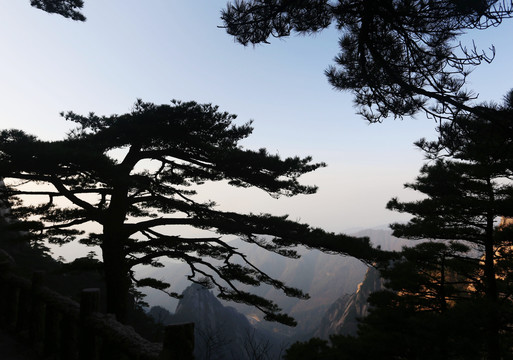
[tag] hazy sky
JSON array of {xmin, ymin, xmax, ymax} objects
[{"xmin": 1, "ymin": 1, "xmax": 513, "ymax": 241}]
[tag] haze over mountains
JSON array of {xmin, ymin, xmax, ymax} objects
[{"xmin": 143, "ymin": 228, "xmax": 409, "ymax": 341}]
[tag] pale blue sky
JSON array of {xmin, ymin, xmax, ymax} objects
[{"xmin": 1, "ymin": 1, "xmax": 513, "ymax": 238}]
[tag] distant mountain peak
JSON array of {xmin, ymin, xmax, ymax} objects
[{"xmin": 169, "ymin": 284, "xmax": 284, "ymax": 360}]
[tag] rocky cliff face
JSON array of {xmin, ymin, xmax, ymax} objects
[
  {"xmin": 312, "ymin": 229, "xmax": 407, "ymax": 339},
  {"xmin": 168, "ymin": 284, "xmax": 286, "ymax": 360},
  {"xmin": 140, "ymin": 239, "xmax": 369, "ymax": 339},
  {"xmin": 237, "ymin": 247, "xmax": 368, "ymax": 339},
  {"xmin": 143, "ymin": 229, "xmax": 407, "ymax": 341},
  {"xmin": 314, "ymin": 267, "xmax": 384, "ymax": 339}
]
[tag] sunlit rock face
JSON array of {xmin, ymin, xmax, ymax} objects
[
  {"xmin": 315, "ymin": 221, "xmax": 513, "ymax": 340},
  {"xmin": 314, "ymin": 267, "xmax": 384, "ymax": 339},
  {"xmin": 313, "ymin": 229, "xmax": 407, "ymax": 339},
  {"xmin": 500, "ymin": 217, "xmax": 513, "ymax": 228}
]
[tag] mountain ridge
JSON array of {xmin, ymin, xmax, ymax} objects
[{"xmin": 141, "ymin": 228, "xmax": 407, "ymax": 339}]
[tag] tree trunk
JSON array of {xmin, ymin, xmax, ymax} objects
[
  {"xmin": 102, "ymin": 169, "xmax": 134, "ymax": 324},
  {"xmin": 101, "ymin": 230, "xmax": 131, "ymax": 324},
  {"xmin": 484, "ymin": 209, "xmax": 500, "ymax": 360}
]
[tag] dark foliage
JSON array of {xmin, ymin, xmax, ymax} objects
[
  {"xmin": 285, "ymin": 90, "xmax": 513, "ymax": 359},
  {"xmin": 381, "ymin": 91, "xmax": 513, "ymax": 359},
  {"xmin": 0, "ymin": 100, "xmax": 380, "ymax": 325},
  {"xmin": 30, "ymin": 0, "xmax": 86, "ymax": 21},
  {"xmin": 222, "ymin": 0, "xmax": 513, "ymax": 122}
]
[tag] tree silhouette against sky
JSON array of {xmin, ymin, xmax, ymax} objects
[
  {"xmin": 0, "ymin": 100, "xmax": 380, "ymax": 324},
  {"xmin": 222, "ymin": 0, "xmax": 513, "ymax": 122}
]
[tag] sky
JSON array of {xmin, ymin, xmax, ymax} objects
[{"xmin": 1, "ymin": 1, "xmax": 513, "ymax": 251}]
